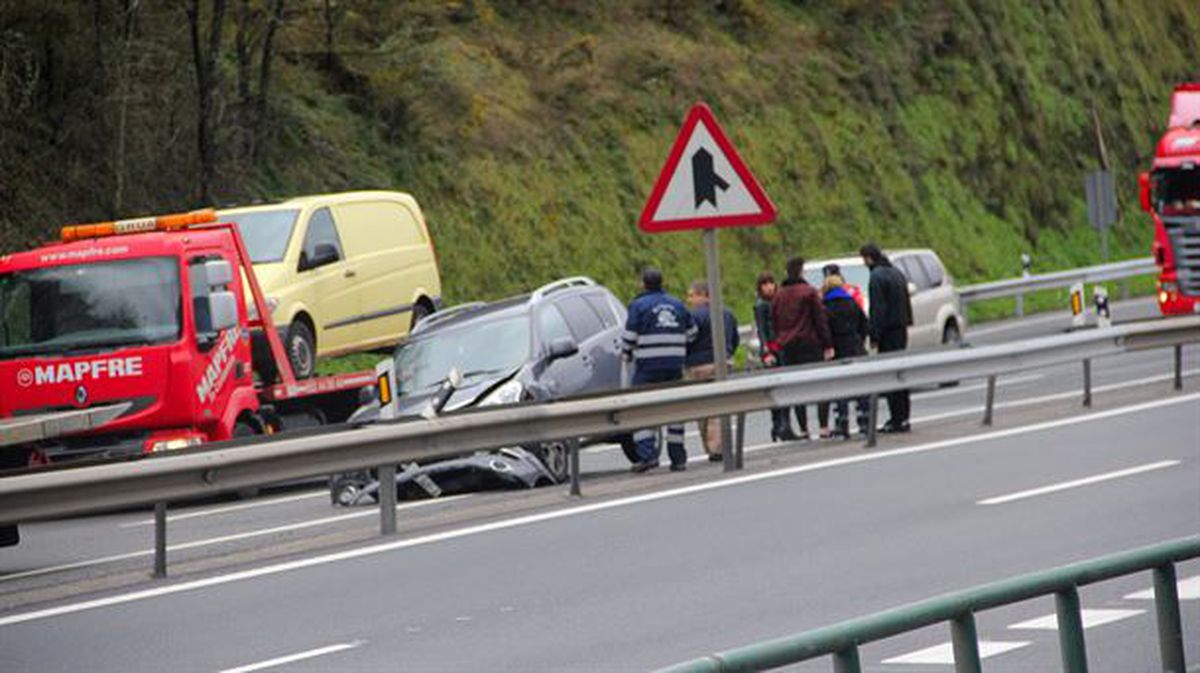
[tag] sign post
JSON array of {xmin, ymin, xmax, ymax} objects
[
  {"xmin": 639, "ymin": 103, "xmax": 777, "ymax": 472},
  {"xmin": 1085, "ymin": 170, "xmax": 1118, "ymax": 263}
]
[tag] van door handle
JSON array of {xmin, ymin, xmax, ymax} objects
[{"xmin": 344, "ymin": 270, "xmax": 357, "ymax": 279}]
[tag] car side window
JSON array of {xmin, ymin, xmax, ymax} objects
[
  {"xmin": 918, "ymin": 253, "xmax": 945, "ymax": 287},
  {"xmin": 300, "ymin": 207, "xmax": 343, "ymax": 270},
  {"xmin": 583, "ymin": 293, "xmax": 619, "ymax": 329},
  {"xmin": 537, "ymin": 305, "xmax": 574, "ymax": 346},
  {"xmin": 556, "ymin": 296, "xmax": 605, "ymax": 341},
  {"xmin": 897, "ymin": 256, "xmax": 932, "ymax": 291}
]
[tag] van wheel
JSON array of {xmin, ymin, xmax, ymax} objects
[
  {"xmin": 410, "ymin": 302, "xmax": 432, "ymax": 331},
  {"xmin": 285, "ymin": 321, "xmax": 316, "ymax": 379}
]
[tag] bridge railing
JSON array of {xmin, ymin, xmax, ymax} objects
[{"xmin": 656, "ymin": 535, "xmax": 1199, "ymax": 673}]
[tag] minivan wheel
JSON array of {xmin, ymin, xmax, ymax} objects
[
  {"xmin": 534, "ymin": 441, "xmax": 570, "ymax": 483},
  {"xmin": 410, "ymin": 302, "xmax": 432, "ymax": 331},
  {"xmin": 942, "ymin": 321, "xmax": 962, "ymax": 345},
  {"xmin": 285, "ymin": 321, "xmax": 316, "ymax": 380}
]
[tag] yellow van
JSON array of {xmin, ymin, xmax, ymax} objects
[{"xmin": 220, "ymin": 191, "xmax": 441, "ymax": 378}]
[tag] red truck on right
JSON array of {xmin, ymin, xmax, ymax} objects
[{"xmin": 1140, "ymin": 82, "xmax": 1200, "ymax": 316}]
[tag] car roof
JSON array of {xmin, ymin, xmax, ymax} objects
[
  {"xmin": 409, "ymin": 278, "xmax": 611, "ymax": 338},
  {"xmin": 803, "ymin": 249, "xmax": 937, "ymax": 269}
]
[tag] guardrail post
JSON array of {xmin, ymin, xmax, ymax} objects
[
  {"xmin": 1055, "ymin": 586, "xmax": 1089, "ymax": 673},
  {"xmin": 865, "ymin": 394, "xmax": 879, "ymax": 449},
  {"xmin": 734, "ymin": 412, "xmax": 746, "ymax": 470},
  {"xmin": 982, "ymin": 375, "xmax": 997, "ymax": 426},
  {"xmin": 153, "ymin": 502, "xmax": 168, "ymax": 578},
  {"xmin": 833, "ymin": 646, "xmax": 862, "ymax": 673},
  {"xmin": 378, "ymin": 464, "xmax": 397, "ymax": 535},
  {"xmin": 950, "ymin": 613, "xmax": 983, "ymax": 673},
  {"xmin": 1174, "ymin": 345, "xmax": 1183, "ymax": 391},
  {"xmin": 568, "ymin": 439, "xmax": 582, "ymax": 497},
  {"xmin": 1082, "ymin": 359, "xmax": 1092, "ymax": 408},
  {"xmin": 1153, "ymin": 563, "xmax": 1186, "ymax": 673}
]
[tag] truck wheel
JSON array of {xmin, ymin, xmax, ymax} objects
[
  {"xmin": 534, "ymin": 441, "xmax": 570, "ymax": 483},
  {"xmin": 233, "ymin": 420, "xmax": 262, "ymax": 499},
  {"xmin": 285, "ymin": 321, "xmax": 316, "ymax": 379}
]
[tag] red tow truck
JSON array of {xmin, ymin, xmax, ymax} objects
[
  {"xmin": 1140, "ymin": 83, "xmax": 1200, "ymax": 316},
  {"xmin": 0, "ymin": 209, "xmax": 376, "ymax": 536}
]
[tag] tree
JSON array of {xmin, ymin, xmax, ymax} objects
[{"xmin": 183, "ymin": 0, "xmax": 228, "ymax": 204}]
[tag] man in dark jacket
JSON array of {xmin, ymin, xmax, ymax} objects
[
  {"xmin": 821, "ymin": 265, "xmax": 871, "ymax": 438},
  {"xmin": 860, "ymin": 243, "xmax": 913, "ymax": 433},
  {"xmin": 685, "ymin": 280, "xmax": 739, "ymax": 461},
  {"xmin": 771, "ymin": 256, "xmax": 833, "ymax": 439},
  {"xmin": 622, "ymin": 268, "xmax": 697, "ymax": 472}
]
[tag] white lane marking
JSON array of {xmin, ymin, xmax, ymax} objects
[
  {"xmin": 218, "ymin": 641, "xmax": 364, "ymax": 673},
  {"xmin": 0, "ymin": 496, "xmax": 469, "ymax": 584},
  {"xmin": 1, "ymin": 393, "xmax": 1196, "ymax": 628},
  {"xmin": 120, "ymin": 489, "xmax": 328, "ymax": 528},
  {"xmin": 1007, "ymin": 608, "xmax": 1144, "ymax": 630},
  {"xmin": 882, "ymin": 640, "xmax": 1030, "ymax": 664},
  {"xmin": 913, "ymin": 369, "xmax": 1199, "ymax": 426},
  {"xmin": 1125, "ymin": 575, "xmax": 1200, "ymax": 601},
  {"xmin": 977, "ymin": 461, "xmax": 1180, "ymax": 505},
  {"xmin": 912, "ymin": 374, "xmax": 1043, "ymax": 401}
]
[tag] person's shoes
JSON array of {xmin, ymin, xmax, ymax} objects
[
  {"xmin": 771, "ymin": 428, "xmax": 797, "ymax": 442},
  {"xmin": 819, "ymin": 428, "xmax": 833, "ymax": 440},
  {"xmin": 879, "ymin": 421, "xmax": 911, "ymax": 434},
  {"xmin": 669, "ymin": 463, "xmax": 687, "ymax": 472},
  {"xmin": 707, "ymin": 454, "xmax": 724, "ymax": 463},
  {"xmin": 795, "ymin": 432, "xmax": 812, "ymax": 442},
  {"xmin": 630, "ymin": 460, "xmax": 659, "ymax": 473}
]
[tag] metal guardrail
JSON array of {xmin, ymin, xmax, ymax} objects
[
  {"xmin": 959, "ymin": 257, "xmax": 1156, "ymax": 304},
  {"xmin": 0, "ymin": 316, "xmax": 1196, "ymax": 575},
  {"xmin": 657, "ymin": 535, "xmax": 1199, "ymax": 673}
]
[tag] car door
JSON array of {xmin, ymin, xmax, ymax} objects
[
  {"xmin": 555, "ymin": 293, "xmax": 617, "ymax": 394},
  {"xmin": 894, "ymin": 254, "xmax": 937, "ymax": 347},
  {"xmin": 535, "ymin": 303, "xmax": 590, "ymax": 398},
  {"xmin": 916, "ymin": 252, "xmax": 958, "ymax": 343},
  {"xmin": 582, "ymin": 291, "xmax": 627, "ymax": 391},
  {"xmin": 298, "ymin": 207, "xmax": 361, "ymax": 352}
]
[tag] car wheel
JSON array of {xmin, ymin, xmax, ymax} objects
[
  {"xmin": 410, "ymin": 302, "xmax": 432, "ymax": 332},
  {"xmin": 233, "ymin": 420, "xmax": 262, "ymax": 499},
  {"xmin": 285, "ymin": 321, "xmax": 316, "ymax": 380},
  {"xmin": 942, "ymin": 321, "xmax": 962, "ymax": 345},
  {"xmin": 534, "ymin": 441, "xmax": 570, "ymax": 483}
]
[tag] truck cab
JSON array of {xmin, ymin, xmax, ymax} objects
[{"xmin": 1140, "ymin": 83, "xmax": 1200, "ymax": 315}]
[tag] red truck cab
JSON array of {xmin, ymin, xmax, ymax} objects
[
  {"xmin": 1140, "ymin": 83, "xmax": 1200, "ymax": 316},
  {"xmin": 0, "ymin": 210, "xmax": 371, "ymax": 466}
]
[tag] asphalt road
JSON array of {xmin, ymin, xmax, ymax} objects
[{"xmin": 1, "ymin": 298, "xmax": 1197, "ymax": 671}]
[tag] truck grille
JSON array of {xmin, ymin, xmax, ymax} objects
[{"xmin": 1162, "ymin": 215, "xmax": 1200, "ymax": 294}]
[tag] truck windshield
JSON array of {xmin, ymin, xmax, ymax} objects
[
  {"xmin": 226, "ymin": 209, "xmax": 299, "ymax": 263},
  {"xmin": 1153, "ymin": 168, "xmax": 1200, "ymax": 214},
  {"xmin": 0, "ymin": 257, "xmax": 181, "ymax": 360},
  {"xmin": 395, "ymin": 315, "xmax": 531, "ymax": 394}
]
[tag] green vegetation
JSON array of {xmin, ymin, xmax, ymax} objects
[{"xmin": 2, "ymin": 1, "xmax": 1197, "ymax": 325}]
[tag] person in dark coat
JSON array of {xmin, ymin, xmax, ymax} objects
[
  {"xmin": 753, "ymin": 272, "xmax": 795, "ymax": 441},
  {"xmin": 771, "ymin": 256, "xmax": 833, "ymax": 440},
  {"xmin": 821, "ymin": 266, "xmax": 871, "ymax": 438},
  {"xmin": 860, "ymin": 243, "xmax": 913, "ymax": 433}
]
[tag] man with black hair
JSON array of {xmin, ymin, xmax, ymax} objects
[
  {"xmin": 621, "ymin": 268, "xmax": 697, "ymax": 472},
  {"xmin": 860, "ymin": 242, "xmax": 914, "ymax": 433}
]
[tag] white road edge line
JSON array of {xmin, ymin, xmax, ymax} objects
[
  {"xmin": 0, "ymin": 496, "xmax": 469, "ymax": 584},
  {"xmin": 120, "ymin": 489, "xmax": 329, "ymax": 528},
  {"xmin": 1, "ymin": 393, "xmax": 1196, "ymax": 628},
  {"xmin": 218, "ymin": 641, "xmax": 364, "ymax": 673},
  {"xmin": 977, "ymin": 460, "xmax": 1181, "ymax": 505}
]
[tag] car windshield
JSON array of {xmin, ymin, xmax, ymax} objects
[
  {"xmin": 226, "ymin": 209, "xmax": 299, "ymax": 263},
  {"xmin": 803, "ymin": 262, "xmax": 872, "ymax": 295},
  {"xmin": 0, "ymin": 257, "xmax": 181, "ymax": 360},
  {"xmin": 1153, "ymin": 168, "xmax": 1200, "ymax": 215},
  {"xmin": 395, "ymin": 315, "xmax": 531, "ymax": 394}
]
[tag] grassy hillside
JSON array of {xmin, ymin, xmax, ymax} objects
[{"xmin": 2, "ymin": 1, "xmax": 1197, "ymax": 322}]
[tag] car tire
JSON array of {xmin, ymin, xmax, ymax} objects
[
  {"xmin": 942, "ymin": 321, "xmax": 961, "ymax": 345},
  {"xmin": 285, "ymin": 321, "xmax": 316, "ymax": 380},
  {"xmin": 534, "ymin": 441, "xmax": 570, "ymax": 483},
  {"xmin": 410, "ymin": 302, "xmax": 432, "ymax": 332}
]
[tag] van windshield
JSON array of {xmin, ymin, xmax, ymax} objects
[
  {"xmin": 226, "ymin": 209, "xmax": 299, "ymax": 263},
  {"xmin": 0, "ymin": 257, "xmax": 181, "ymax": 360}
]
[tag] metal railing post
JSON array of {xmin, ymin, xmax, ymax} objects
[
  {"xmin": 1174, "ymin": 345, "xmax": 1183, "ymax": 391},
  {"xmin": 1153, "ymin": 564, "xmax": 1186, "ymax": 673},
  {"xmin": 153, "ymin": 502, "xmax": 168, "ymax": 579},
  {"xmin": 1055, "ymin": 586, "xmax": 1089, "ymax": 673},
  {"xmin": 734, "ymin": 412, "xmax": 746, "ymax": 470},
  {"xmin": 1082, "ymin": 359, "xmax": 1092, "ymax": 407},
  {"xmin": 865, "ymin": 394, "xmax": 879, "ymax": 449},
  {"xmin": 568, "ymin": 439, "xmax": 581, "ymax": 497},
  {"xmin": 982, "ymin": 375, "xmax": 997, "ymax": 426},
  {"xmin": 833, "ymin": 647, "xmax": 862, "ymax": 673},
  {"xmin": 378, "ymin": 464, "xmax": 397, "ymax": 535},
  {"xmin": 950, "ymin": 613, "xmax": 983, "ymax": 673}
]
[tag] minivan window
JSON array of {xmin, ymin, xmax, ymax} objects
[
  {"xmin": 537, "ymin": 305, "xmax": 574, "ymax": 346},
  {"xmin": 226, "ymin": 209, "xmax": 299, "ymax": 263},
  {"xmin": 300, "ymin": 208, "xmax": 343, "ymax": 270},
  {"xmin": 918, "ymin": 253, "xmax": 945, "ymax": 287},
  {"xmin": 556, "ymin": 296, "xmax": 605, "ymax": 341},
  {"xmin": 896, "ymin": 256, "xmax": 933, "ymax": 291},
  {"xmin": 583, "ymin": 294, "xmax": 619, "ymax": 328}
]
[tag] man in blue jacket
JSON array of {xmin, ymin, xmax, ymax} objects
[
  {"xmin": 685, "ymin": 280, "xmax": 739, "ymax": 461},
  {"xmin": 621, "ymin": 268, "xmax": 697, "ymax": 473}
]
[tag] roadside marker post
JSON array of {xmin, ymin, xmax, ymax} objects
[
  {"xmin": 1069, "ymin": 282, "xmax": 1086, "ymax": 329},
  {"xmin": 639, "ymin": 103, "xmax": 777, "ymax": 472}
]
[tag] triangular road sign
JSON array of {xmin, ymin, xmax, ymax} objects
[{"xmin": 639, "ymin": 103, "xmax": 777, "ymax": 232}]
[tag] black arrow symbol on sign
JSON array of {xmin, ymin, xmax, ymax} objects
[{"xmin": 692, "ymin": 148, "xmax": 730, "ymax": 209}]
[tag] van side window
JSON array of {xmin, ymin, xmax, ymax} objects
[
  {"xmin": 918, "ymin": 253, "xmax": 945, "ymax": 287},
  {"xmin": 897, "ymin": 256, "xmax": 933, "ymax": 291},
  {"xmin": 556, "ymin": 296, "xmax": 605, "ymax": 341},
  {"xmin": 300, "ymin": 207, "xmax": 343, "ymax": 270}
]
